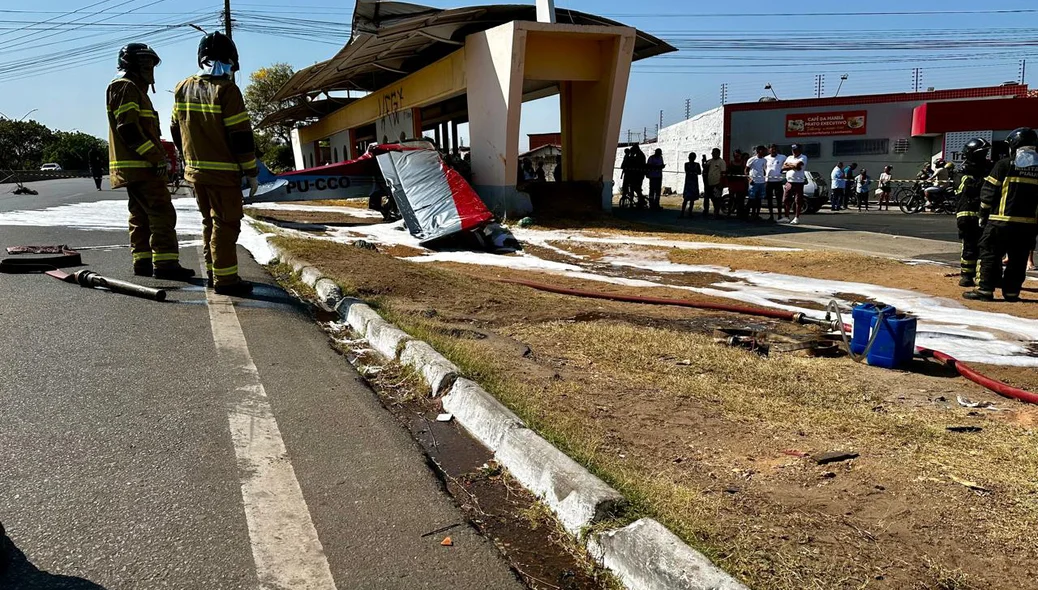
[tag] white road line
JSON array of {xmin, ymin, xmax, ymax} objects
[{"xmin": 203, "ymin": 264, "xmax": 338, "ymax": 590}]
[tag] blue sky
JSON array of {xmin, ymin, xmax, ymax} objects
[{"xmin": 1, "ymin": 0, "xmax": 1034, "ymax": 152}]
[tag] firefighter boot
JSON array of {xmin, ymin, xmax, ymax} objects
[
  {"xmin": 214, "ymin": 280, "xmax": 254, "ymax": 297},
  {"xmin": 962, "ymin": 290, "xmax": 994, "ymax": 302},
  {"xmin": 154, "ymin": 265, "xmax": 196, "ymax": 281},
  {"xmin": 958, "ymin": 276, "xmax": 975, "ymax": 288}
]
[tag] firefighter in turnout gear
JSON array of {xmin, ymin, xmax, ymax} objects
[
  {"xmin": 964, "ymin": 127, "xmax": 1038, "ymax": 302},
  {"xmin": 107, "ymin": 43, "xmax": 195, "ymax": 280},
  {"xmin": 954, "ymin": 138, "xmax": 992, "ymax": 287},
  {"xmin": 170, "ymin": 32, "xmax": 259, "ymax": 297}
]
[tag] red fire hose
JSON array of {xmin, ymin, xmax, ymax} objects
[{"xmin": 501, "ymin": 278, "xmax": 1038, "ymax": 406}]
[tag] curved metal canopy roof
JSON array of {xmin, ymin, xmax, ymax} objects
[{"xmin": 272, "ymin": 1, "xmax": 675, "ymax": 102}]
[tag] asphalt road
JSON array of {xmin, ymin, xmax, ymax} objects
[{"xmin": 0, "ymin": 179, "xmax": 522, "ymax": 589}]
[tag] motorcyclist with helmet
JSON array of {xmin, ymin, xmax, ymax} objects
[
  {"xmin": 954, "ymin": 138, "xmax": 992, "ymax": 287},
  {"xmin": 924, "ymin": 159, "xmax": 954, "ymax": 211},
  {"xmin": 964, "ymin": 127, "xmax": 1038, "ymax": 301}
]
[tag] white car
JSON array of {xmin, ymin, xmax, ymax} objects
[{"xmin": 39, "ymin": 163, "xmax": 62, "ymax": 171}]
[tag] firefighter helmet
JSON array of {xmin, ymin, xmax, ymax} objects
[
  {"xmin": 1006, "ymin": 127, "xmax": 1038, "ymax": 151},
  {"xmin": 198, "ymin": 31, "xmax": 240, "ymax": 72},
  {"xmin": 117, "ymin": 43, "xmax": 161, "ymax": 72},
  {"xmin": 961, "ymin": 138, "xmax": 990, "ymax": 163}
]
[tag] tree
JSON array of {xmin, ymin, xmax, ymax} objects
[
  {"xmin": 244, "ymin": 63, "xmax": 296, "ymax": 145},
  {"xmin": 41, "ymin": 131, "xmax": 108, "ymax": 170},
  {"xmin": 0, "ymin": 119, "xmax": 54, "ymax": 170}
]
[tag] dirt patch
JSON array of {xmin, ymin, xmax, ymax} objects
[
  {"xmin": 968, "ymin": 363, "xmax": 1038, "ymax": 392},
  {"xmin": 273, "ymin": 235, "xmax": 1038, "ymax": 590}
]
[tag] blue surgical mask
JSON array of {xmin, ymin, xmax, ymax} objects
[{"xmin": 198, "ymin": 60, "xmax": 235, "ymax": 77}]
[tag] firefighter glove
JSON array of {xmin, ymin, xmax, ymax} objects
[{"xmin": 246, "ymin": 176, "xmax": 259, "ymax": 199}]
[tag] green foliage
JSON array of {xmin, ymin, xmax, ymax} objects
[
  {"xmin": 265, "ymin": 143, "xmax": 295, "ymax": 173},
  {"xmin": 41, "ymin": 131, "xmax": 108, "ymax": 171},
  {"xmin": 244, "ymin": 62, "xmax": 295, "ymax": 145},
  {"xmin": 0, "ymin": 119, "xmax": 55, "ymax": 170}
]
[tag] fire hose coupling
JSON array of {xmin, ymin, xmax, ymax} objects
[
  {"xmin": 793, "ymin": 312, "xmax": 842, "ymax": 332},
  {"xmin": 72, "ymin": 270, "xmax": 167, "ymax": 302}
]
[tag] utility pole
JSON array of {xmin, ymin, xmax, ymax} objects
[
  {"xmin": 814, "ymin": 74, "xmax": 825, "ymax": 98},
  {"xmin": 658, "ymin": 109, "xmax": 663, "ymax": 132},
  {"xmin": 912, "ymin": 68, "xmax": 922, "ymax": 92},
  {"xmin": 1020, "ymin": 59, "xmax": 1027, "ymax": 85},
  {"xmin": 685, "ymin": 98, "xmax": 691, "ymax": 120},
  {"xmin": 627, "ymin": 129, "xmax": 632, "ymax": 143},
  {"xmin": 720, "ymin": 83, "xmax": 728, "ymax": 106},
  {"xmin": 224, "ymin": 0, "xmax": 232, "ymax": 38}
]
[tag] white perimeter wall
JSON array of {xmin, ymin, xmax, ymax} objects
[{"xmin": 612, "ymin": 106, "xmax": 724, "ymax": 194}]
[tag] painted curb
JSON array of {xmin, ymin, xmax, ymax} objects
[
  {"xmin": 497, "ymin": 427, "xmax": 627, "ymax": 536},
  {"xmin": 399, "ymin": 340, "xmax": 460, "ymax": 397},
  {"xmin": 258, "ymin": 235, "xmax": 748, "ymax": 590},
  {"xmin": 365, "ymin": 319, "xmax": 412, "ymax": 360},
  {"xmin": 589, "ymin": 519, "xmax": 749, "ymax": 590},
  {"xmin": 441, "ymin": 378, "xmax": 525, "ymax": 451}
]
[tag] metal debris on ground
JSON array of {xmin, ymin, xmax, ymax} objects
[
  {"xmin": 947, "ymin": 474, "xmax": 991, "ymax": 493},
  {"xmin": 713, "ymin": 327, "xmax": 840, "ymax": 357},
  {"xmin": 956, "ymin": 395, "xmax": 1002, "ymax": 411},
  {"xmin": 436, "ymin": 413, "xmax": 453, "ymax": 422},
  {"xmin": 946, "ymin": 425, "xmax": 983, "ymax": 433}
]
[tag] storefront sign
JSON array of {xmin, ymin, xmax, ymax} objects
[
  {"xmin": 944, "ymin": 130, "xmax": 992, "ymax": 164},
  {"xmin": 785, "ymin": 110, "xmax": 868, "ymax": 137}
]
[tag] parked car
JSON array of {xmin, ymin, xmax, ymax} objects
[
  {"xmin": 803, "ymin": 171, "xmax": 829, "ymax": 214},
  {"xmin": 39, "ymin": 163, "xmax": 62, "ymax": 171}
]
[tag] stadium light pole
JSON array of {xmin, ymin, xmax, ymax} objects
[{"xmin": 764, "ymin": 83, "xmax": 779, "ymax": 100}]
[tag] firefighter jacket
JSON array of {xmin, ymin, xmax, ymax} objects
[
  {"xmin": 106, "ymin": 75, "xmax": 164, "ymax": 188},
  {"xmin": 980, "ymin": 156, "xmax": 1038, "ymax": 226},
  {"xmin": 955, "ymin": 160, "xmax": 990, "ymax": 219},
  {"xmin": 170, "ymin": 75, "xmax": 258, "ymax": 188}
]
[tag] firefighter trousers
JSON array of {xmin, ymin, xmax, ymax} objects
[
  {"xmin": 956, "ymin": 215, "xmax": 981, "ymax": 280},
  {"xmin": 977, "ymin": 222, "xmax": 1038, "ymax": 298},
  {"xmin": 126, "ymin": 178, "xmax": 179, "ymax": 269},
  {"xmin": 194, "ymin": 184, "xmax": 243, "ymax": 286}
]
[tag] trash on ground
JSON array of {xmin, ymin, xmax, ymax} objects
[
  {"xmin": 813, "ymin": 451, "xmax": 860, "ymax": 465},
  {"xmin": 957, "ymin": 395, "xmax": 1001, "ymax": 411},
  {"xmin": 440, "ymin": 536, "xmax": 453, "ymax": 546},
  {"xmin": 436, "ymin": 413, "xmax": 453, "ymax": 422},
  {"xmin": 946, "ymin": 425, "xmax": 983, "ymax": 433},
  {"xmin": 947, "ymin": 474, "xmax": 991, "ymax": 493}
]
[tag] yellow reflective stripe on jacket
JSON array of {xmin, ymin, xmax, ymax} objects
[
  {"xmin": 186, "ymin": 159, "xmax": 240, "ymax": 171},
  {"xmin": 239, "ymin": 158, "xmax": 258, "ymax": 171},
  {"xmin": 132, "ymin": 251, "xmax": 153, "ymax": 262},
  {"xmin": 152, "ymin": 252, "xmax": 179, "ymax": 262},
  {"xmin": 112, "ymin": 102, "xmax": 140, "ymax": 117},
  {"xmin": 980, "ymin": 202, "xmax": 992, "ymax": 209},
  {"xmin": 213, "ymin": 265, "xmax": 239, "ymax": 277},
  {"xmin": 174, "ymin": 101, "xmax": 222, "ymax": 114},
  {"xmin": 984, "ymin": 175, "xmax": 1002, "ymax": 186},
  {"xmin": 989, "ymin": 214, "xmax": 1038, "ymax": 224},
  {"xmin": 135, "ymin": 140, "xmax": 156, "ymax": 155},
  {"xmin": 110, "ymin": 160, "xmax": 152, "ymax": 169},
  {"xmin": 956, "ymin": 211, "xmax": 978, "ymax": 218},
  {"xmin": 140, "ymin": 109, "xmax": 157, "ymax": 119},
  {"xmin": 223, "ymin": 111, "xmax": 250, "ymax": 126}
]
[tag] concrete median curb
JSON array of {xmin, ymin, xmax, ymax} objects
[
  {"xmin": 589, "ymin": 519, "xmax": 749, "ymax": 590},
  {"xmin": 261, "ymin": 235, "xmax": 747, "ymax": 590}
]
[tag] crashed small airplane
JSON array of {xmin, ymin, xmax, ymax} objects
[{"xmin": 244, "ymin": 142, "xmax": 500, "ymax": 249}]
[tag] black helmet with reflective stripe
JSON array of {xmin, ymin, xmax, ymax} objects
[
  {"xmin": 117, "ymin": 43, "xmax": 161, "ymax": 72},
  {"xmin": 1006, "ymin": 127, "xmax": 1038, "ymax": 151},
  {"xmin": 198, "ymin": 31, "xmax": 240, "ymax": 72},
  {"xmin": 962, "ymin": 138, "xmax": 990, "ymax": 163}
]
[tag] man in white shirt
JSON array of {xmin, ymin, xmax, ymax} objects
[
  {"xmin": 763, "ymin": 144, "xmax": 786, "ymax": 222},
  {"xmin": 830, "ymin": 162, "xmax": 846, "ymax": 212},
  {"xmin": 780, "ymin": 144, "xmax": 808, "ymax": 224},
  {"xmin": 745, "ymin": 145, "xmax": 768, "ymax": 220}
]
